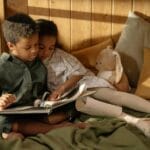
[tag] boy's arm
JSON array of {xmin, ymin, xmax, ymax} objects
[{"xmin": 48, "ymin": 75, "xmax": 83, "ymax": 101}]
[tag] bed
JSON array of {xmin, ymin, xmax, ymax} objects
[
  {"xmin": 0, "ymin": 109, "xmax": 150, "ymax": 150},
  {"xmin": 0, "ymin": 1, "xmax": 150, "ymax": 149}
]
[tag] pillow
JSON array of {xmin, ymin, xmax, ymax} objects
[
  {"xmin": 135, "ymin": 48, "xmax": 150, "ymax": 100},
  {"xmin": 72, "ymin": 38, "xmax": 113, "ymax": 73},
  {"xmin": 115, "ymin": 11, "xmax": 150, "ymax": 87}
]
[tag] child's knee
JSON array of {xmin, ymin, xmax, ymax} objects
[{"xmin": 46, "ymin": 112, "xmax": 68, "ymax": 124}]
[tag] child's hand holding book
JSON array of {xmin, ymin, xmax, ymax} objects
[
  {"xmin": 0, "ymin": 94, "xmax": 16, "ymax": 110},
  {"xmin": 48, "ymin": 85, "xmax": 65, "ymax": 101}
]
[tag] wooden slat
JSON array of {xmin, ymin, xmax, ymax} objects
[
  {"xmin": 50, "ymin": 0, "xmax": 71, "ymax": 52},
  {"xmin": 112, "ymin": 0, "xmax": 132, "ymax": 43},
  {"xmin": 6, "ymin": 0, "xmax": 28, "ymax": 17},
  {"xmin": 133, "ymin": 0, "xmax": 150, "ymax": 22},
  {"xmin": 91, "ymin": 0, "xmax": 112, "ymax": 45},
  {"xmin": 0, "ymin": 0, "xmax": 5, "ymax": 53},
  {"xmin": 3, "ymin": 0, "xmax": 150, "ymax": 52},
  {"xmin": 28, "ymin": 0, "xmax": 49, "ymax": 20},
  {"xmin": 0, "ymin": 0, "xmax": 5, "ymax": 20},
  {"xmin": 71, "ymin": 0, "xmax": 91, "ymax": 51}
]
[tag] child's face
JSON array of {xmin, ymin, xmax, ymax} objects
[
  {"xmin": 38, "ymin": 35, "xmax": 56, "ymax": 61},
  {"xmin": 8, "ymin": 33, "xmax": 39, "ymax": 62}
]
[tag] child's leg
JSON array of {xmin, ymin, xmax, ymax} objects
[
  {"xmin": 11, "ymin": 120, "xmax": 70, "ymax": 136},
  {"xmin": 118, "ymin": 113, "xmax": 150, "ymax": 138},
  {"xmin": 76, "ymin": 96, "xmax": 122, "ymax": 117},
  {"xmin": 11, "ymin": 119, "xmax": 86, "ymax": 136},
  {"xmin": 92, "ymin": 88, "xmax": 150, "ymax": 113},
  {"xmin": 2, "ymin": 132, "xmax": 24, "ymax": 140},
  {"xmin": 43, "ymin": 111, "xmax": 68, "ymax": 124},
  {"xmin": 76, "ymin": 96, "xmax": 150, "ymax": 137}
]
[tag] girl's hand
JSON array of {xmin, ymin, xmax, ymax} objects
[
  {"xmin": 0, "ymin": 94, "xmax": 16, "ymax": 110},
  {"xmin": 48, "ymin": 86, "xmax": 65, "ymax": 101}
]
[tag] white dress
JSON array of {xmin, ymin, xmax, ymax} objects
[{"xmin": 43, "ymin": 48, "xmax": 113, "ymax": 92}]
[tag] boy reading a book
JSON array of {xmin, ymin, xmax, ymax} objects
[
  {"xmin": 0, "ymin": 13, "xmax": 85, "ymax": 140},
  {"xmin": 37, "ymin": 19, "xmax": 150, "ymax": 138}
]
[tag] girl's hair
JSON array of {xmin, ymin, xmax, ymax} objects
[
  {"xmin": 36, "ymin": 19, "xmax": 62, "ymax": 48},
  {"xmin": 2, "ymin": 13, "xmax": 38, "ymax": 44},
  {"xmin": 36, "ymin": 19, "xmax": 58, "ymax": 37}
]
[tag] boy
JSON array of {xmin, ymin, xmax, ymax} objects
[{"xmin": 0, "ymin": 13, "xmax": 84, "ymax": 140}]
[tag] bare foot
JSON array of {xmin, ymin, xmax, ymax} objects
[
  {"xmin": 2, "ymin": 132, "xmax": 24, "ymax": 140},
  {"xmin": 135, "ymin": 118, "xmax": 150, "ymax": 138}
]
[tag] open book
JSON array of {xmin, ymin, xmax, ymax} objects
[{"xmin": 0, "ymin": 84, "xmax": 95, "ymax": 115}]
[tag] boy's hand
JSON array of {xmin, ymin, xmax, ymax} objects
[{"xmin": 0, "ymin": 94, "xmax": 16, "ymax": 110}]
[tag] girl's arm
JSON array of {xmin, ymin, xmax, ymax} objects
[{"xmin": 48, "ymin": 75, "xmax": 83, "ymax": 101}]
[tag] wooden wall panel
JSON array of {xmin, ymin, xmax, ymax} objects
[
  {"xmin": 28, "ymin": 0, "xmax": 49, "ymax": 20},
  {"xmin": 50, "ymin": 0, "xmax": 71, "ymax": 51},
  {"xmin": 133, "ymin": 0, "xmax": 150, "ymax": 21},
  {"xmin": 133, "ymin": 0, "xmax": 150, "ymax": 15},
  {"xmin": 6, "ymin": 0, "xmax": 28, "ymax": 17},
  {"xmin": 0, "ymin": 0, "xmax": 5, "ymax": 20},
  {"xmin": 92, "ymin": 0, "xmax": 112, "ymax": 45},
  {"xmin": 71, "ymin": 0, "xmax": 91, "ymax": 51},
  {"xmin": 0, "ymin": 0, "xmax": 5, "ymax": 53},
  {"xmin": 1, "ymin": 0, "xmax": 150, "ymax": 52},
  {"xmin": 112, "ymin": 0, "xmax": 132, "ymax": 43}
]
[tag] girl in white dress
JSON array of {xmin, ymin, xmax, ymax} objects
[{"xmin": 37, "ymin": 19, "xmax": 150, "ymax": 138}]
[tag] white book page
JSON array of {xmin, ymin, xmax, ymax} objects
[{"xmin": 42, "ymin": 83, "xmax": 87, "ymax": 108}]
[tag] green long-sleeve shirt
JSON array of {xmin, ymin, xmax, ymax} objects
[{"xmin": 0, "ymin": 53, "xmax": 47, "ymax": 133}]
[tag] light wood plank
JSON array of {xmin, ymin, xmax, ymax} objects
[
  {"xmin": 6, "ymin": 0, "xmax": 28, "ymax": 17},
  {"xmin": 50, "ymin": 0, "xmax": 71, "ymax": 52},
  {"xmin": 133, "ymin": 0, "xmax": 150, "ymax": 21},
  {"xmin": 28, "ymin": 0, "xmax": 49, "ymax": 20},
  {"xmin": 3, "ymin": 0, "xmax": 150, "ymax": 53},
  {"xmin": 0, "ymin": 0, "xmax": 5, "ymax": 53},
  {"xmin": 112, "ymin": 0, "xmax": 132, "ymax": 43},
  {"xmin": 0, "ymin": 0, "xmax": 5, "ymax": 20},
  {"xmin": 71, "ymin": 0, "xmax": 91, "ymax": 51},
  {"xmin": 92, "ymin": 0, "xmax": 112, "ymax": 45}
]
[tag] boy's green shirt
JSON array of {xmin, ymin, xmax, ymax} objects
[{"xmin": 0, "ymin": 52, "xmax": 47, "ymax": 133}]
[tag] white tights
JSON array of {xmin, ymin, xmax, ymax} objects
[{"xmin": 76, "ymin": 88, "xmax": 150, "ymax": 137}]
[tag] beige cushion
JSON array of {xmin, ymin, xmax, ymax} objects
[
  {"xmin": 135, "ymin": 48, "xmax": 150, "ymax": 100},
  {"xmin": 115, "ymin": 11, "xmax": 150, "ymax": 87},
  {"xmin": 72, "ymin": 38, "xmax": 113, "ymax": 73}
]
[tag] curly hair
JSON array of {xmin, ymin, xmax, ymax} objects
[{"xmin": 2, "ymin": 13, "xmax": 38, "ymax": 44}]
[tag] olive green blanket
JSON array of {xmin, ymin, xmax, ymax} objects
[{"xmin": 0, "ymin": 116, "xmax": 150, "ymax": 150}]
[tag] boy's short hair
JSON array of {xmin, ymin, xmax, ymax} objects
[
  {"xmin": 36, "ymin": 19, "xmax": 58, "ymax": 37},
  {"xmin": 2, "ymin": 13, "xmax": 38, "ymax": 44}
]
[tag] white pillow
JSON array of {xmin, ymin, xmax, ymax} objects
[{"xmin": 115, "ymin": 11, "xmax": 150, "ymax": 87}]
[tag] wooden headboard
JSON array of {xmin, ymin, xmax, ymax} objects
[{"xmin": 0, "ymin": 0, "xmax": 150, "ymax": 53}]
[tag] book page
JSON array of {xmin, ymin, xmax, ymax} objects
[
  {"xmin": 0, "ymin": 83, "xmax": 95, "ymax": 115},
  {"xmin": 42, "ymin": 83, "xmax": 95, "ymax": 109},
  {"xmin": 0, "ymin": 106, "xmax": 51, "ymax": 115}
]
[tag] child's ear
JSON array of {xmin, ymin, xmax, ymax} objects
[
  {"xmin": 112, "ymin": 51, "xmax": 123, "ymax": 83},
  {"xmin": 7, "ymin": 42, "xmax": 15, "ymax": 51}
]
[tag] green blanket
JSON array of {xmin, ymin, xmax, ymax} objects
[{"xmin": 0, "ymin": 117, "xmax": 150, "ymax": 150}]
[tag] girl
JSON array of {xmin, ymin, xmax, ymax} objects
[{"xmin": 37, "ymin": 19, "xmax": 150, "ymax": 138}]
